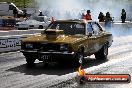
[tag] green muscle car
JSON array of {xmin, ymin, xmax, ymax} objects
[{"xmin": 21, "ymin": 19, "xmax": 113, "ymax": 66}]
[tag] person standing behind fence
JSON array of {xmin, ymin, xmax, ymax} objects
[
  {"xmin": 121, "ymin": 9, "xmax": 126, "ymax": 23},
  {"xmin": 98, "ymin": 12, "xmax": 105, "ymax": 22},
  {"xmin": 104, "ymin": 12, "xmax": 112, "ymax": 28},
  {"xmin": 38, "ymin": 11, "xmax": 44, "ymax": 16},
  {"xmin": 84, "ymin": 10, "xmax": 92, "ymax": 20}
]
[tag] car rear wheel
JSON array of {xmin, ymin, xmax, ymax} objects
[
  {"xmin": 94, "ymin": 43, "xmax": 108, "ymax": 60},
  {"xmin": 38, "ymin": 25, "xmax": 43, "ymax": 29}
]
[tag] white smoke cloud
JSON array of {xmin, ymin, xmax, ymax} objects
[{"xmin": 35, "ymin": 0, "xmax": 130, "ymax": 21}]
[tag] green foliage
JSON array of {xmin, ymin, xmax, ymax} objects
[{"xmin": 0, "ymin": 0, "xmax": 35, "ymax": 7}]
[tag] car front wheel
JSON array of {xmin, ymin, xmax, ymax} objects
[
  {"xmin": 38, "ymin": 25, "xmax": 43, "ymax": 29},
  {"xmin": 25, "ymin": 57, "xmax": 36, "ymax": 67},
  {"xmin": 94, "ymin": 43, "xmax": 108, "ymax": 60}
]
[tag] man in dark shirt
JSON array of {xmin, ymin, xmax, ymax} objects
[
  {"xmin": 98, "ymin": 12, "xmax": 105, "ymax": 22},
  {"xmin": 38, "ymin": 11, "xmax": 44, "ymax": 16},
  {"xmin": 121, "ymin": 9, "xmax": 126, "ymax": 23}
]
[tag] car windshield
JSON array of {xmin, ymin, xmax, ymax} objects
[
  {"xmin": 46, "ymin": 22, "xmax": 85, "ymax": 35},
  {"xmin": 34, "ymin": 17, "xmax": 44, "ymax": 22},
  {"xmin": 33, "ymin": 16, "xmax": 45, "ymax": 22}
]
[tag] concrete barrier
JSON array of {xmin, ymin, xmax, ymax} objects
[
  {"xmin": 0, "ymin": 35, "xmax": 34, "ymax": 52},
  {"xmin": 0, "ymin": 29, "xmax": 45, "ymax": 36},
  {"xmin": 0, "ymin": 31, "xmax": 9, "ymax": 36},
  {"xmin": 0, "ymin": 29, "xmax": 45, "ymax": 53},
  {"xmin": 9, "ymin": 30, "xmax": 29, "ymax": 35},
  {"xmin": 28, "ymin": 29, "xmax": 45, "ymax": 34},
  {"xmin": 99, "ymin": 21, "xmax": 132, "ymax": 28},
  {"xmin": 0, "ymin": 33, "xmax": 43, "ymax": 52},
  {"xmin": 0, "ymin": 35, "xmax": 22, "ymax": 52},
  {"xmin": 0, "ymin": 34, "xmax": 36, "ymax": 53}
]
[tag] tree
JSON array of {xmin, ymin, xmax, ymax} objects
[{"xmin": 0, "ymin": 0, "xmax": 35, "ymax": 7}]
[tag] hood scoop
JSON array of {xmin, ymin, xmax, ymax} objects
[{"xmin": 45, "ymin": 29, "xmax": 64, "ymax": 40}]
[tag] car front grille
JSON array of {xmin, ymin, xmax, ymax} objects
[{"xmin": 22, "ymin": 42, "xmax": 41, "ymax": 50}]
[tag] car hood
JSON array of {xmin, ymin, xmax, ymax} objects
[{"xmin": 22, "ymin": 34, "xmax": 87, "ymax": 44}]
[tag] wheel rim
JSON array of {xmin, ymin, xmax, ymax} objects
[
  {"xmin": 104, "ymin": 44, "xmax": 108, "ymax": 56},
  {"xmin": 78, "ymin": 53, "xmax": 83, "ymax": 64}
]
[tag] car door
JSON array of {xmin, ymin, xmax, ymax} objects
[
  {"xmin": 85, "ymin": 22, "xmax": 103, "ymax": 55},
  {"xmin": 91, "ymin": 22, "xmax": 105, "ymax": 52},
  {"xmin": 84, "ymin": 22, "xmax": 95, "ymax": 55}
]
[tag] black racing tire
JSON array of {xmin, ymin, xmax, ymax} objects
[
  {"xmin": 25, "ymin": 57, "xmax": 36, "ymax": 67},
  {"xmin": 38, "ymin": 25, "xmax": 43, "ymax": 29},
  {"xmin": 94, "ymin": 43, "xmax": 108, "ymax": 60},
  {"xmin": 74, "ymin": 49, "xmax": 84, "ymax": 67}
]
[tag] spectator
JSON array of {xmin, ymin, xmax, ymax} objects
[
  {"xmin": 121, "ymin": 9, "xmax": 126, "ymax": 23},
  {"xmin": 84, "ymin": 10, "xmax": 92, "ymax": 20},
  {"xmin": 38, "ymin": 11, "xmax": 44, "ymax": 16},
  {"xmin": 98, "ymin": 12, "xmax": 105, "ymax": 22},
  {"xmin": 104, "ymin": 12, "xmax": 112, "ymax": 28}
]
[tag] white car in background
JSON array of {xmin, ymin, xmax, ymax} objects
[
  {"xmin": 15, "ymin": 16, "xmax": 51, "ymax": 30},
  {"xmin": 0, "ymin": 2, "xmax": 23, "ymax": 16}
]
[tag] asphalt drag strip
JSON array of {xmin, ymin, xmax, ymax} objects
[
  {"xmin": 45, "ymin": 35, "xmax": 132, "ymax": 88},
  {"xmin": 43, "ymin": 50, "xmax": 132, "ymax": 88},
  {"xmin": 29, "ymin": 36, "xmax": 132, "ymax": 88}
]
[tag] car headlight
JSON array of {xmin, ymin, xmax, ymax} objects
[
  {"xmin": 25, "ymin": 44, "xmax": 33, "ymax": 49},
  {"xmin": 60, "ymin": 44, "xmax": 68, "ymax": 51}
]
